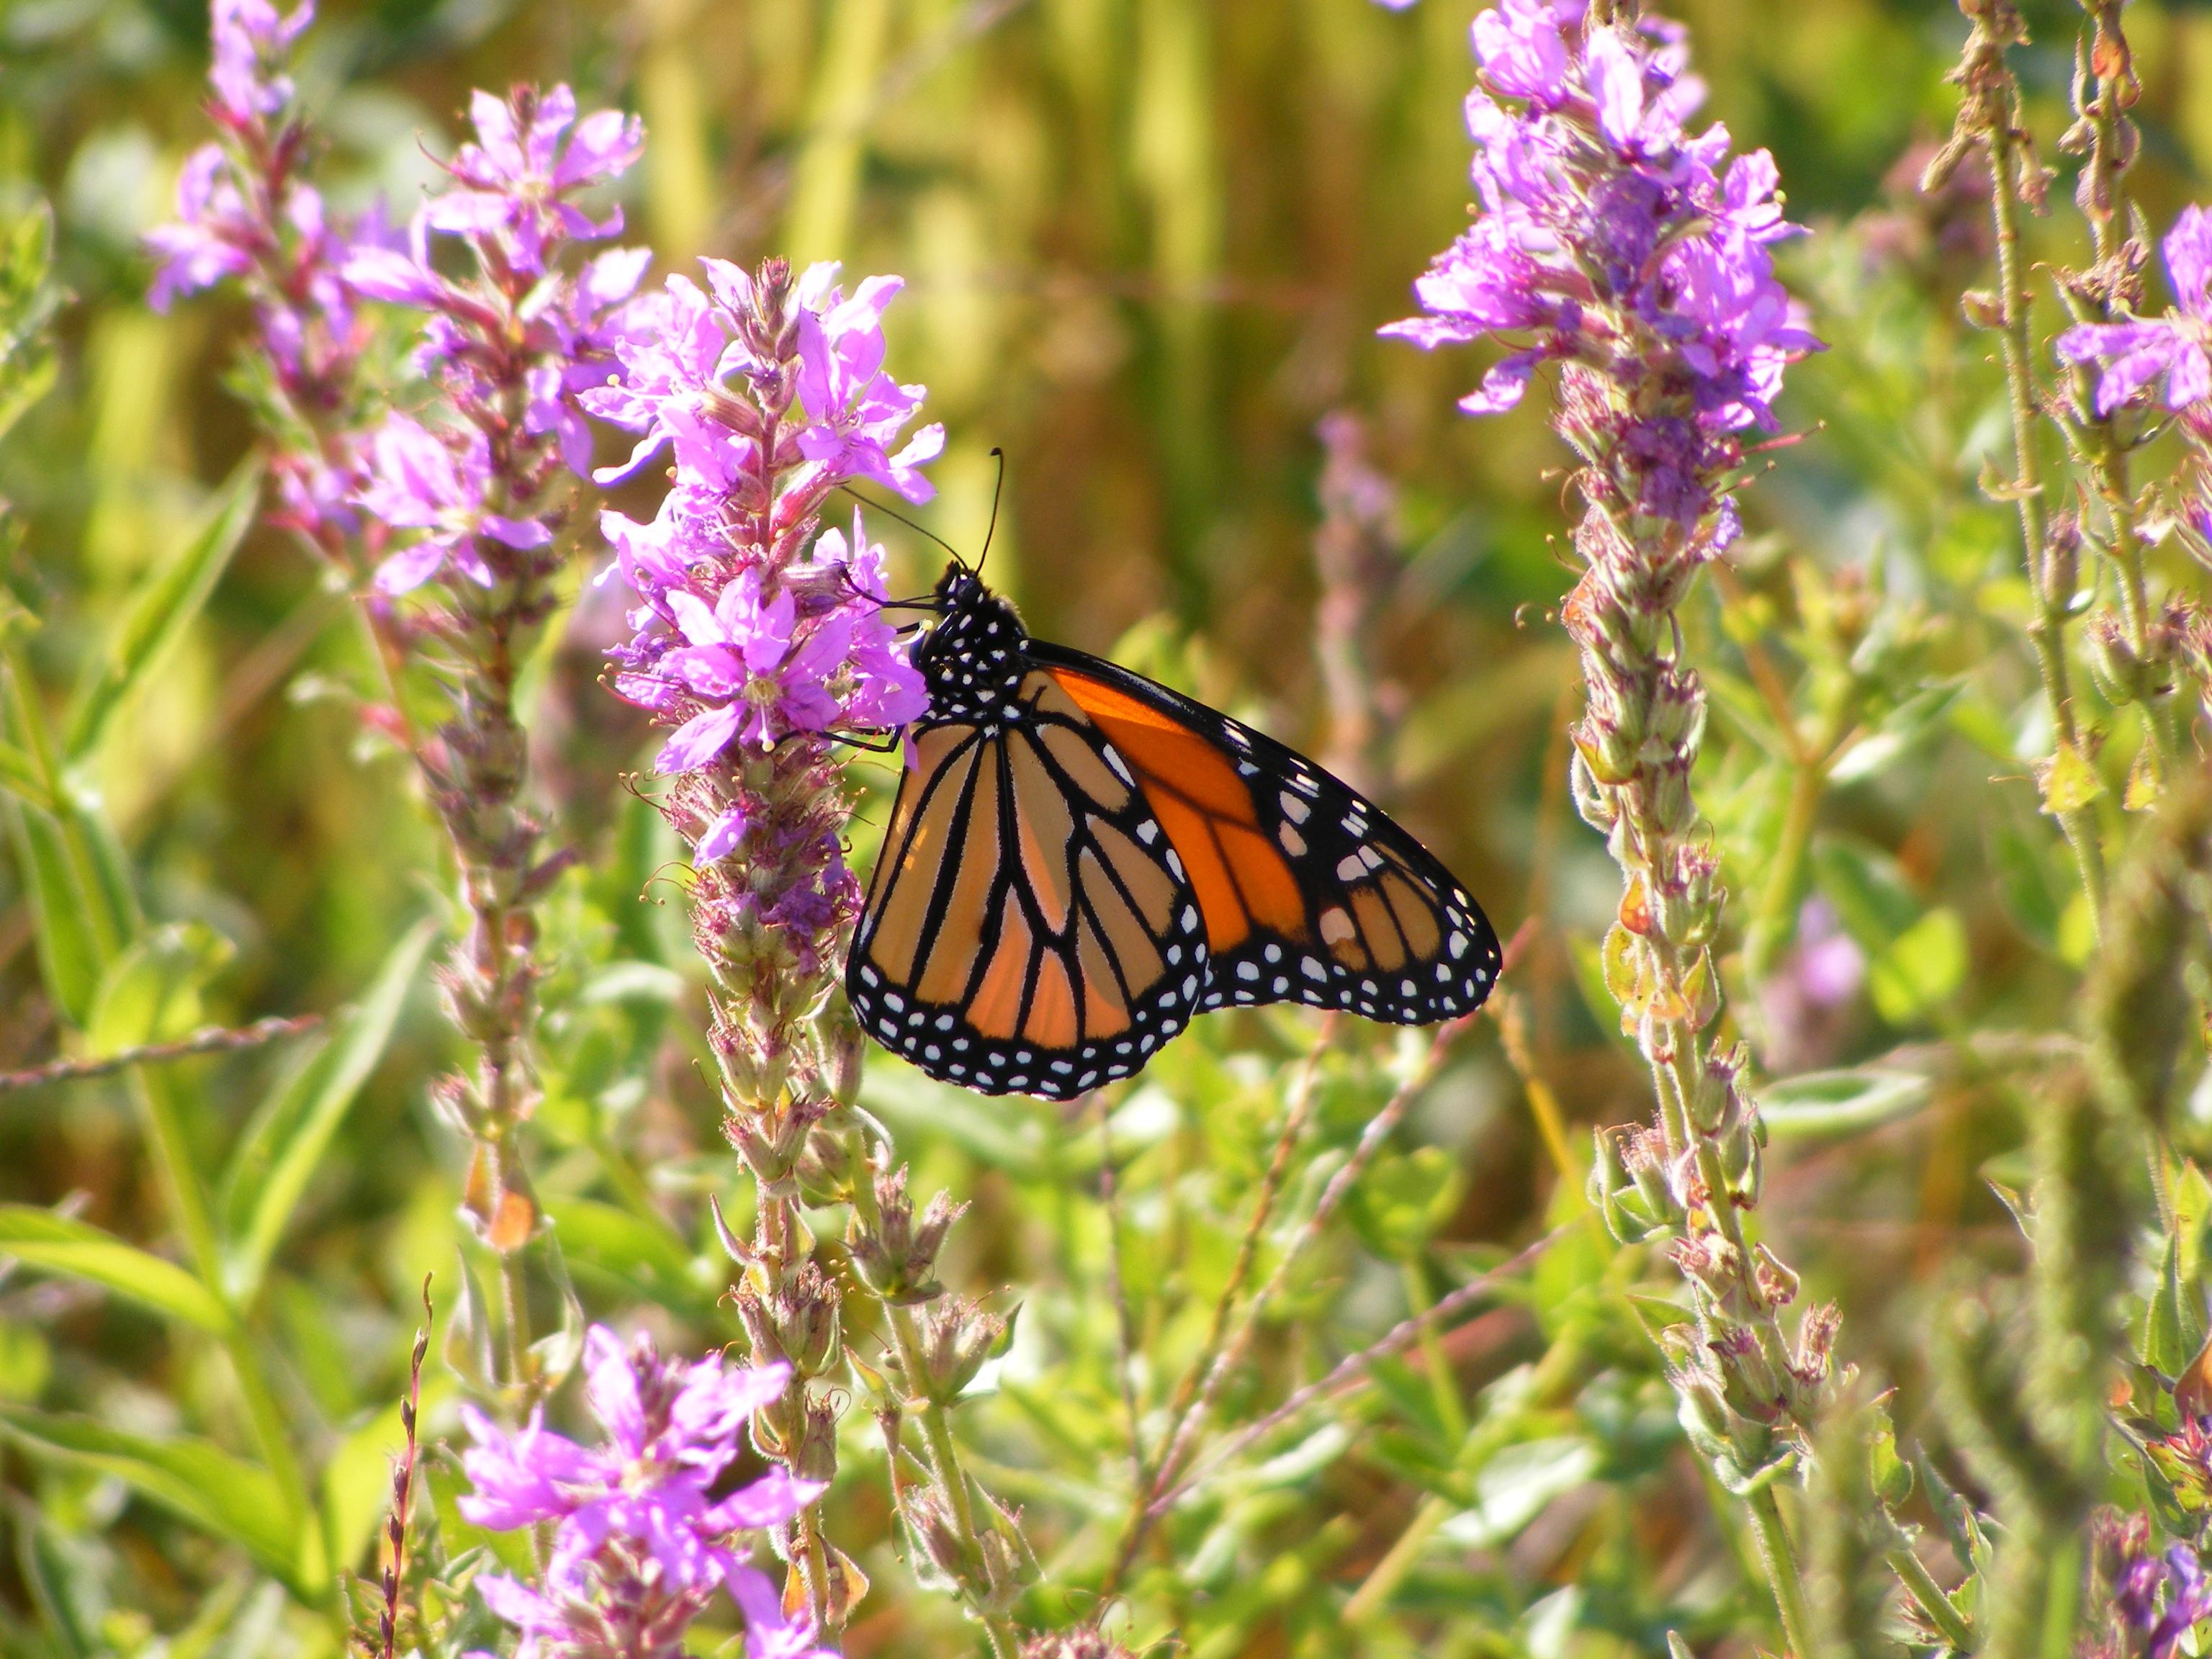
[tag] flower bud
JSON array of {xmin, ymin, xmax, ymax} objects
[
  {"xmin": 1569, "ymin": 747, "xmax": 1616, "ymax": 830},
  {"xmin": 794, "ymin": 1123, "xmax": 861, "ymax": 1205},
  {"xmin": 850, "ymin": 1167, "xmax": 966, "ymax": 1304},
  {"xmin": 778, "ymin": 1262, "xmax": 844, "ymax": 1376},
  {"xmin": 913, "ymin": 1295, "xmax": 1010, "ymax": 1406},
  {"xmin": 2041, "ymin": 510, "xmax": 2082, "ymax": 613},
  {"xmin": 1671, "ymin": 1363, "xmax": 1734, "ymax": 1458},
  {"xmin": 1720, "ymin": 1108, "xmax": 1763, "ymax": 1207},
  {"xmin": 1658, "ymin": 842, "xmax": 1721, "ymax": 947},
  {"xmin": 824, "ymin": 1008, "xmax": 868, "ymax": 1105},
  {"xmin": 2085, "ymin": 610, "xmax": 2142, "ymax": 706},
  {"xmin": 1627, "ymin": 1128, "xmax": 1679, "ymax": 1222},
  {"xmin": 902, "ymin": 1488, "xmax": 974, "ymax": 1589},
  {"xmin": 1961, "ymin": 287, "xmax": 2005, "ymax": 330},
  {"xmin": 724, "ymin": 1092, "xmax": 829, "ymax": 1195},
  {"xmin": 795, "ymin": 1392, "xmax": 840, "ymax": 1485},
  {"xmin": 1752, "ymin": 1242, "xmax": 1799, "ymax": 1306}
]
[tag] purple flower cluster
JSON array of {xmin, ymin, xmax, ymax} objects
[
  {"xmin": 594, "ymin": 261, "xmax": 933, "ymax": 786},
  {"xmin": 2059, "ymin": 206, "xmax": 2212, "ymax": 417},
  {"xmin": 143, "ymin": 0, "xmax": 390, "ymax": 554},
  {"xmin": 1382, "ymin": 0, "xmax": 1816, "ymax": 539},
  {"xmin": 607, "ymin": 504, "xmax": 924, "ymax": 795},
  {"xmin": 586, "ymin": 261, "xmax": 943, "ymax": 505},
  {"xmin": 2098, "ymin": 1512, "xmax": 2212, "ymax": 1659},
  {"xmin": 342, "ymin": 84, "xmax": 647, "ymax": 595},
  {"xmin": 462, "ymin": 1326, "xmax": 836, "ymax": 1659}
]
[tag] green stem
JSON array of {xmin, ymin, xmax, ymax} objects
[
  {"xmin": 1889, "ymin": 1534, "xmax": 1979, "ymax": 1653},
  {"xmin": 1399, "ymin": 1256, "xmax": 1467, "ymax": 1444},
  {"xmin": 1341, "ymin": 1494, "xmax": 1452, "ymax": 1625},
  {"xmin": 884, "ymin": 1303, "xmax": 1020, "ymax": 1659},
  {"xmin": 1745, "ymin": 1486, "xmax": 1817, "ymax": 1659},
  {"xmin": 1985, "ymin": 115, "xmax": 2109, "ymax": 931}
]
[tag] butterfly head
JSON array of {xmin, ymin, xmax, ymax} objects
[{"xmin": 913, "ymin": 561, "xmax": 1030, "ymax": 721}]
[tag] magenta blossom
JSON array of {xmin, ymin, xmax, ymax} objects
[
  {"xmin": 2057, "ymin": 205, "xmax": 2212, "ymax": 416},
  {"xmin": 658, "ymin": 570, "xmax": 850, "ymax": 768},
  {"xmin": 811, "ymin": 511, "xmax": 931, "ymax": 732},
  {"xmin": 604, "ymin": 506, "xmax": 928, "ymax": 778},
  {"xmin": 461, "ymin": 1326, "xmax": 826, "ymax": 1659},
  {"xmin": 426, "ymin": 85, "xmax": 644, "ymax": 276},
  {"xmin": 793, "ymin": 271, "xmax": 946, "ymax": 505},
  {"xmin": 580, "ymin": 271, "xmax": 755, "ymax": 485},
  {"xmin": 208, "ymin": 0, "xmax": 314, "ymax": 122},
  {"xmin": 584, "ymin": 258, "xmax": 943, "ymax": 505},
  {"xmin": 145, "ymin": 147, "xmax": 257, "ymax": 312},
  {"xmin": 356, "ymin": 415, "xmax": 553, "ymax": 593}
]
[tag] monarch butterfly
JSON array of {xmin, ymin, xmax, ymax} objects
[{"xmin": 847, "ymin": 562, "xmax": 1502, "ymax": 1100}]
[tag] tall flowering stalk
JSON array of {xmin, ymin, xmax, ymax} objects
[
  {"xmin": 590, "ymin": 257, "xmax": 1025, "ymax": 1651},
  {"xmin": 1384, "ymin": 1, "xmax": 1833, "ymax": 1648},
  {"xmin": 145, "ymin": 0, "xmax": 386, "ymax": 570},
  {"xmin": 149, "ymin": 9, "xmax": 657, "ymax": 1395},
  {"xmin": 459, "ymin": 1325, "xmax": 836, "ymax": 1659},
  {"xmin": 336, "ymin": 86, "xmax": 648, "ymax": 1388}
]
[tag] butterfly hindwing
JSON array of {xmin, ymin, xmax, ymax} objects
[
  {"xmin": 849, "ymin": 670, "xmax": 1208, "ymax": 1100},
  {"xmin": 1029, "ymin": 644, "xmax": 1502, "ymax": 1025}
]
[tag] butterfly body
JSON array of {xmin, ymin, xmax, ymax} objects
[{"xmin": 848, "ymin": 564, "xmax": 1501, "ymax": 1100}]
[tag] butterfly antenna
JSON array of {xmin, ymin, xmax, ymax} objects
[
  {"xmin": 837, "ymin": 483, "xmax": 969, "ymax": 569},
  {"xmin": 976, "ymin": 447, "xmax": 1007, "ymax": 582}
]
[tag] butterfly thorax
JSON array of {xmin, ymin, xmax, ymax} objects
[{"xmin": 912, "ymin": 567, "xmax": 1032, "ymax": 724}]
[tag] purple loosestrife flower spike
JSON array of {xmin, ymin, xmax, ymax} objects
[
  {"xmin": 462, "ymin": 1327, "xmax": 830, "ymax": 1659},
  {"xmin": 209, "ymin": 0, "xmax": 314, "ymax": 122},
  {"xmin": 334, "ymin": 82, "xmax": 652, "ymax": 1371},
  {"xmin": 143, "ymin": 0, "xmax": 397, "ymax": 563},
  {"xmin": 357, "ymin": 415, "xmax": 554, "ymax": 594},
  {"xmin": 586, "ymin": 256, "xmax": 938, "ymax": 1637},
  {"xmin": 2058, "ymin": 205, "xmax": 2212, "ymax": 415},
  {"xmin": 1390, "ymin": 6, "xmax": 1827, "ymax": 1647}
]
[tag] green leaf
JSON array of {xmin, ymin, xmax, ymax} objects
[
  {"xmin": 63, "ymin": 457, "xmax": 261, "ymax": 764},
  {"xmin": 0, "ymin": 1408, "xmax": 301, "ymax": 1590},
  {"xmin": 1346, "ymin": 1147, "xmax": 1462, "ymax": 1259},
  {"xmin": 0, "ymin": 1206, "xmax": 231, "ymax": 1334},
  {"xmin": 1866, "ymin": 907, "xmax": 1966, "ymax": 1024},
  {"xmin": 84, "ymin": 922, "xmax": 232, "ymax": 1056},
  {"xmin": 218, "ymin": 918, "xmax": 436, "ymax": 1305},
  {"xmin": 1434, "ymin": 1438, "xmax": 1599, "ymax": 1549},
  {"xmin": 0, "ymin": 737, "xmax": 51, "ymax": 809},
  {"xmin": 545, "ymin": 1197, "xmax": 716, "ymax": 1320},
  {"xmin": 0, "ymin": 202, "xmax": 59, "ymax": 450},
  {"xmin": 1827, "ymin": 683, "xmax": 1963, "ymax": 785},
  {"xmin": 1758, "ymin": 1068, "xmax": 1933, "ymax": 1140},
  {"xmin": 2175, "ymin": 1160, "xmax": 2212, "ymax": 1287},
  {"xmin": 2146, "ymin": 1233, "xmax": 2202, "ymax": 1377},
  {"xmin": 1811, "ymin": 835, "xmax": 1921, "ymax": 953},
  {"xmin": 10, "ymin": 1497, "xmax": 96, "ymax": 1659},
  {"xmin": 4, "ymin": 797, "xmax": 106, "ymax": 1027},
  {"xmin": 2039, "ymin": 737, "xmax": 2104, "ymax": 816},
  {"xmin": 1988, "ymin": 818, "xmax": 2067, "ymax": 952}
]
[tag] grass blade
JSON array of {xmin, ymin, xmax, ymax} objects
[
  {"xmin": 0, "ymin": 1205, "xmax": 232, "ymax": 1334},
  {"xmin": 63, "ymin": 457, "xmax": 261, "ymax": 764},
  {"xmin": 218, "ymin": 917, "xmax": 436, "ymax": 1305},
  {"xmin": 0, "ymin": 1408, "xmax": 301, "ymax": 1592}
]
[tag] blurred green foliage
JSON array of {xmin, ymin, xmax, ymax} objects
[{"xmin": 4, "ymin": 0, "xmax": 2212, "ymax": 1656}]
